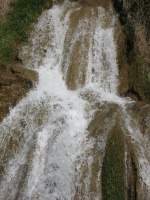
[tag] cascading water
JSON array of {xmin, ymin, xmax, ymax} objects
[{"xmin": 0, "ymin": 1, "xmax": 150, "ymax": 200}]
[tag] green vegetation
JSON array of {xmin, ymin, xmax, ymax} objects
[
  {"xmin": 102, "ymin": 125, "xmax": 125, "ymax": 200},
  {"xmin": 0, "ymin": 0, "xmax": 52, "ymax": 64}
]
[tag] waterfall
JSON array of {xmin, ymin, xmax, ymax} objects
[{"xmin": 0, "ymin": 1, "xmax": 150, "ymax": 200}]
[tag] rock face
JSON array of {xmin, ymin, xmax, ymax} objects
[
  {"xmin": 0, "ymin": 64, "xmax": 37, "ymax": 122},
  {"xmin": 113, "ymin": 0, "xmax": 150, "ymax": 103},
  {"xmin": 126, "ymin": 102, "xmax": 150, "ymax": 200}
]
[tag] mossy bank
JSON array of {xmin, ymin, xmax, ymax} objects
[
  {"xmin": 0, "ymin": 0, "xmax": 53, "ymax": 121},
  {"xmin": 102, "ymin": 125, "xmax": 126, "ymax": 200},
  {"xmin": 0, "ymin": 0, "xmax": 53, "ymax": 64}
]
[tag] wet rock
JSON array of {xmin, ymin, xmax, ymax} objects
[
  {"xmin": 125, "ymin": 139, "xmax": 137, "ymax": 200},
  {"xmin": 88, "ymin": 103, "xmax": 120, "ymax": 138},
  {"xmin": 125, "ymin": 101, "xmax": 150, "ymax": 200},
  {"xmin": 73, "ymin": 104, "xmax": 121, "ymax": 199},
  {"xmin": 0, "ymin": 64, "xmax": 37, "ymax": 122},
  {"xmin": 128, "ymin": 102, "xmax": 150, "ymax": 137},
  {"xmin": 113, "ymin": 0, "xmax": 150, "ymax": 103},
  {"xmin": 77, "ymin": 0, "xmax": 111, "ymax": 8},
  {"xmin": 114, "ymin": 21, "xmax": 129, "ymax": 95}
]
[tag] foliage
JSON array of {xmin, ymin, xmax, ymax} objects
[{"xmin": 0, "ymin": 0, "xmax": 52, "ymax": 64}]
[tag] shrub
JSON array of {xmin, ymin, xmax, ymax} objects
[{"xmin": 0, "ymin": 0, "xmax": 52, "ymax": 64}]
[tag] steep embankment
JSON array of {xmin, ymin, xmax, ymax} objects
[
  {"xmin": 113, "ymin": 0, "xmax": 150, "ymax": 103},
  {"xmin": 113, "ymin": 2, "xmax": 150, "ymax": 199},
  {"xmin": 0, "ymin": 0, "xmax": 53, "ymax": 121}
]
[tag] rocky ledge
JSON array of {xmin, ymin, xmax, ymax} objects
[
  {"xmin": 113, "ymin": 0, "xmax": 150, "ymax": 103},
  {"xmin": 0, "ymin": 64, "xmax": 37, "ymax": 122}
]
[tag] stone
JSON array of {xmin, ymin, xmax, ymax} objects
[{"xmin": 0, "ymin": 64, "xmax": 37, "ymax": 122}]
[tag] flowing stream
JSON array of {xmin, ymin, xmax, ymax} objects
[{"xmin": 0, "ymin": 1, "xmax": 150, "ymax": 200}]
